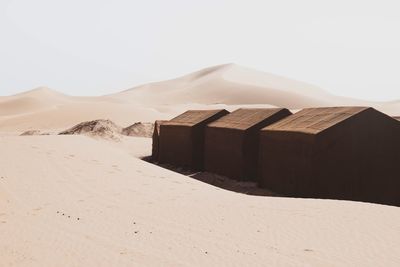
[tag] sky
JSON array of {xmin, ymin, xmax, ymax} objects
[{"xmin": 1, "ymin": 0, "xmax": 400, "ymax": 101}]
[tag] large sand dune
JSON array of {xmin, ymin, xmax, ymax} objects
[
  {"xmin": 1, "ymin": 64, "xmax": 400, "ymax": 266},
  {"xmin": 0, "ymin": 87, "xmax": 164, "ymax": 134},
  {"xmin": 1, "ymin": 64, "xmax": 398, "ymax": 134},
  {"xmin": 114, "ymin": 64, "xmax": 364, "ymax": 107}
]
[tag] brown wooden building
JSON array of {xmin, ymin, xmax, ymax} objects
[
  {"xmin": 204, "ymin": 108, "xmax": 292, "ymax": 181},
  {"xmin": 259, "ymin": 107, "xmax": 400, "ymax": 206},
  {"xmin": 158, "ymin": 109, "xmax": 229, "ymax": 170}
]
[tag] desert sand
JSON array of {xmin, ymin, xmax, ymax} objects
[
  {"xmin": 1, "ymin": 64, "xmax": 398, "ymax": 135},
  {"xmin": 1, "ymin": 64, "xmax": 400, "ymax": 266}
]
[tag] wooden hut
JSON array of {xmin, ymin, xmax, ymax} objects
[
  {"xmin": 259, "ymin": 107, "xmax": 400, "ymax": 206},
  {"xmin": 204, "ymin": 108, "xmax": 291, "ymax": 181},
  {"xmin": 158, "ymin": 109, "xmax": 229, "ymax": 170}
]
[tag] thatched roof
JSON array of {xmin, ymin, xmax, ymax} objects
[
  {"xmin": 163, "ymin": 110, "xmax": 228, "ymax": 127},
  {"xmin": 264, "ymin": 107, "xmax": 370, "ymax": 134},
  {"xmin": 207, "ymin": 108, "xmax": 290, "ymax": 130}
]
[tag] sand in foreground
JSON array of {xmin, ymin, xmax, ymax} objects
[{"xmin": 1, "ymin": 135, "xmax": 399, "ymax": 267}]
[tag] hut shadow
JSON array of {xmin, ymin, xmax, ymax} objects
[
  {"xmin": 189, "ymin": 172, "xmax": 280, "ymax": 197},
  {"xmin": 142, "ymin": 156, "xmax": 279, "ymax": 197}
]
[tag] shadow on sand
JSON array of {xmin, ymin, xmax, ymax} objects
[{"xmin": 142, "ymin": 156, "xmax": 279, "ymax": 197}]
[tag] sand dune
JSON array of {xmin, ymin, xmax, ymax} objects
[
  {"xmin": 122, "ymin": 122, "xmax": 154, "ymax": 138},
  {"xmin": 0, "ymin": 87, "xmax": 69, "ymax": 117},
  {"xmin": 59, "ymin": 119, "xmax": 123, "ymax": 140},
  {"xmin": 113, "ymin": 64, "xmax": 369, "ymax": 108},
  {"xmin": 0, "ymin": 87, "xmax": 164, "ymax": 134},
  {"xmin": 20, "ymin": 130, "xmax": 49, "ymax": 136},
  {"xmin": 1, "ymin": 64, "xmax": 399, "ymax": 134},
  {"xmin": 59, "ymin": 119, "xmax": 153, "ymax": 140}
]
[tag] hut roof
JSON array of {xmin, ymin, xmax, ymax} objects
[
  {"xmin": 208, "ymin": 108, "xmax": 289, "ymax": 130},
  {"xmin": 394, "ymin": 116, "xmax": 400, "ymax": 121},
  {"xmin": 163, "ymin": 109, "xmax": 227, "ymax": 127},
  {"xmin": 263, "ymin": 107, "xmax": 370, "ymax": 134}
]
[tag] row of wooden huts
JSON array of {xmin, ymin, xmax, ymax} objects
[{"xmin": 152, "ymin": 107, "xmax": 400, "ymax": 206}]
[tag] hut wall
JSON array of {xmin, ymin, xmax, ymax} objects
[
  {"xmin": 159, "ymin": 125, "xmax": 193, "ymax": 168},
  {"xmin": 260, "ymin": 109, "xmax": 400, "ymax": 206},
  {"xmin": 191, "ymin": 124, "xmax": 212, "ymax": 170},
  {"xmin": 158, "ymin": 110, "xmax": 229, "ymax": 170},
  {"xmin": 204, "ymin": 128, "xmax": 244, "ymax": 180},
  {"xmin": 205, "ymin": 109, "xmax": 292, "ymax": 181},
  {"xmin": 242, "ymin": 129, "xmax": 262, "ymax": 181},
  {"xmin": 312, "ymin": 109, "xmax": 400, "ymax": 205},
  {"xmin": 151, "ymin": 120, "xmax": 166, "ymax": 161},
  {"xmin": 244, "ymin": 109, "xmax": 293, "ymax": 182},
  {"xmin": 259, "ymin": 131, "xmax": 315, "ymax": 195},
  {"xmin": 190, "ymin": 111, "xmax": 230, "ymax": 170}
]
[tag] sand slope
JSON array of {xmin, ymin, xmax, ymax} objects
[
  {"xmin": 114, "ymin": 64, "xmax": 364, "ymax": 108},
  {"xmin": 0, "ymin": 87, "xmax": 164, "ymax": 134},
  {"xmin": 1, "ymin": 135, "xmax": 400, "ymax": 266},
  {"xmin": 1, "ymin": 64, "xmax": 399, "ymax": 134}
]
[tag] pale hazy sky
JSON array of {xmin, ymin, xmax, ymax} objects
[{"xmin": 1, "ymin": 0, "xmax": 400, "ymax": 100}]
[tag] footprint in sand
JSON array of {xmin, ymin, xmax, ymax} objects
[{"xmin": 112, "ymin": 165, "xmax": 121, "ymax": 172}]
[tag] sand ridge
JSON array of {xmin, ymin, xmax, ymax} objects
[
  {"xmin": 1, "ymin": 64, "xmax": 399, "ymax": 134},
  {"xmin": 58, "ymin": 119, "xmax": 154, "ymax": 140}
]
